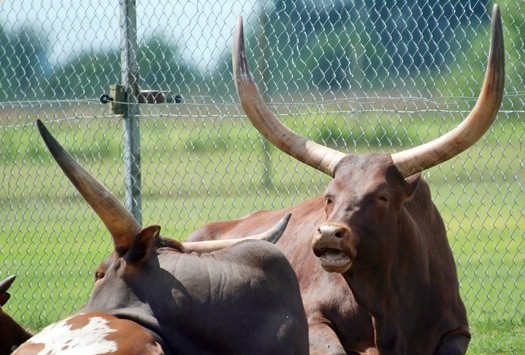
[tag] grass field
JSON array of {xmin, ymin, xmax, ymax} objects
[{"xmin": 1, "ymin": 108, "xmax": 523, "ymax": 353}]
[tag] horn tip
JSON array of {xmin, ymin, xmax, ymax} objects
[
  {"xmin": 36, "ymin": 119, "xmax": 54, "ymax": 142},
  {"xmin": 5, "ymin": 274, "xmax": 16, "ymax": 285},
  {"xmin": 234, "ymin": 14, "xmax": 244, "ymax": 47},
  {"xmin": 233, "ymin": 13, "xmax": 253, "ymax": 88},
  {"xmin": 491, "ymin": 4, "xmax": 502, "ymax": 33},
  {"xmin": 36, "ymin": 119, "xmax": 54, "ymax": 147},
  {"xmin": 0, "ymin": 275, "xmax": 16, "ymax": 291},
  {"xmin": 36, "ymin": 119, "xmax": 45, "ymax": 133},
  {"xmin": 492, "ymin": 4, "xmax": 499, "ymax": 17},
  {"xmin": 488, "ymin": 2, "xmax": 505, "ymax": 97},
  {"xmin": 36, "ymin": 118, "xmax": 60, "ymax": 154},
  {"xmin": 490, "ymin": 4, "xmax": 503, "ymax": 43},
  {"xmin": 276, "ymin": 212, "xmax": 292, "ymax": 234},
  {"xmin": 282, "ymin": 212, "xmax": 292, "ymax": 225}
]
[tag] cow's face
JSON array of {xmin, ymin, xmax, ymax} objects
[{"xmin": 312, "ymin": 154, "xmax": 419, "ymax": 273}]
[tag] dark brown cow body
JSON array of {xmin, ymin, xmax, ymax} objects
[
  {"xmin": 189, "ymin": 6, "xmax": 504, "ymax": 354},
  {"xmin": 36, "ymin": 121, "xmax": 309, "ymax": 355},
  {"xmin": 0, "ymin": 275, "xmax": 32, "ymax": 355},
  {"xmin": 14, "ymin": 312, "xmax": 164, "ymax": 355},
  {"xmin": 314, "ymin": 155, "xmax": 470, "ymax": 354}
]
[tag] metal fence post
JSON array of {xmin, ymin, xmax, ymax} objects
[{"xmin": 120, "ymin": 0, "xmax": 142, "ymax": 224}]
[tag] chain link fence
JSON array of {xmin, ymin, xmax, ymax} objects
[{"xmin": 1, "ymin": 0, "xmax": 523, "ymax": 337}]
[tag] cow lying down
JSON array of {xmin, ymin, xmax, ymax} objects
[
  {"xmin": 27, "ymin": 120, "xmax": 309, "ymax": 354},
  {"xmin": 0, "ymin": 275, "xmax": 32, "ymax": 354},
  {"xmin": 189, "ymin": 5, "xmax": 504, "ymax": 355}
]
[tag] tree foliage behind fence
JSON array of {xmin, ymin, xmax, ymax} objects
[{"xmin": 1, "ymin": 0, "xmax": 524, "ymax": 333}]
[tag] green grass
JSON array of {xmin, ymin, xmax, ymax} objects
[
  {"xmin": 1, "ymin": 110, "xmax": 523, "ymax": 352},
  {"xmin": 468, "ymin": 321, "xmax": 525, "ymax": 354}
]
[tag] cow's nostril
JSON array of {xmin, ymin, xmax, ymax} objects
[{"xmin": 319, "ymin": 224, "xmax": 346, "ymax": 239}]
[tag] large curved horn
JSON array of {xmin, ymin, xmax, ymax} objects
[
  {"xmin": 233, "ymin": 16, "xmax": 346, "ymax": 177},
  {"xmin": 37, "ymin": 120, "xmax": 141, "ymax": 252},
  {"xmin": 183, "ymin": 213, "xmax": 291, "ymax": 253},
  {"xmin": 0, "ymin": 275, "xmax": 15, "ymax": 294},
  {"xmin": 391, "ymin": 5, "xmax": 505, "ymax": 177}
]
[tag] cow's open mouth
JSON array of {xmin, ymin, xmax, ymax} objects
[{"xmin": 317, "ymin": 248, "xmax": 352, "ymax": 273}]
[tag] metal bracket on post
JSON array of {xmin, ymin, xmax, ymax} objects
[
  {"xmin": 100, "ymin": 87, "xmax": 182, "ymax": 110},
  {"xmin": 99, "ymin": 84, "xmax": 127, "ymax": 115},
  {"xmin": 110, "ymin": 84, "xmax": 127, "ymax": 114}
]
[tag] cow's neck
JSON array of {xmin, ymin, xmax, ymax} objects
[{"xmin": 343, "ymin": 208, "xmax": 431, "ymax": 353}]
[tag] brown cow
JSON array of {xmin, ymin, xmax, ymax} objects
[
  {"xmin": 188, "ymin": 5, "xmax": 504, "ymax": 354},
  {"xmin": 13, "ymin": 312, "xmax": 164, "ymax": 354},
  {"xmin": 36, "ymin": 120, "xmax": 309, "ymax": 354},
  {"xmin": 0, "ymin": 275, "xmax": 32, "ymax": 355}
]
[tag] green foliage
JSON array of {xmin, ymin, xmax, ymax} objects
[
  {"xmin": 431, "ymin": 21, "xmax": 489, "ymax": 98},
  {"xmin": 1, "ymin": 1, "xmax": 522, "ymax": 101},
  {"xmin": 433, "ymin": 2, "xmax": 525, "ymax": 104},
  {"xmin": 137, "ymin": 38, "xmax": 203, "ymax": 93},
  {"xmin": 0, "ymin": 26, "xmax": 47, "ymax": 100},
  {"xmin": 297, "ymin": 23, "xmax": 389, "ymax": 91},
  {"xmin": 45, "ymin": 50, "xmax": 120, "ymax": 99},
  {"xmin": 255, "ymin": 0, "xmax": 491, "ymax": 93},
  {"xmin": 44, "ymin": 37, "xmax": 203, "ymax": 100}
]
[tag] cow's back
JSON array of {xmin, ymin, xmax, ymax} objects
[
  {"xmin": 149, "ymin": 240, "xmax": 308, "ymax": 354},
  {"xmin": 213, "ymin": 239, "xmax": 310, "ymax": 355}
]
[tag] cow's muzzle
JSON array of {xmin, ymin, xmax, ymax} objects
[{"xmin": 311, "ymin": 222, "xmax": 358, "ymax": 273}]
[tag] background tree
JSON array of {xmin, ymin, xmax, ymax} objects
[
  {"xmin": 0, "ymin": 26, "xmax": 47, "ymax": 101},
  {"xmin": 45, "ymin": 38, "xmax": 201, "ymax": 100},
  {"xmin": 239, "ymin": 0, "xmax": 490, "ymax": 94}
]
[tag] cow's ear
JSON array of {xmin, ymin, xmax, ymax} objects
[
  {"xmin": 0, "ymin": 292, "xmax": 10, "ymax": 306},
  {"xmin": 403, "ymin": 173, "xmax": 421, "ymax": 199},
  {"xmin": 123, "ymin": 225, "xmax": 161, "ymax": 264}
]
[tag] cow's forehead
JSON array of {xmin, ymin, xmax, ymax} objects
[
  {"xmin": 25, "ymin": 314, "xmax": 118, "ymax": 354},
  {"xmin": 329, "ymin": 154, "xmax": 398, "ymax": 193}
]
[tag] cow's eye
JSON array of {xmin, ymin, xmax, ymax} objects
[
  {"xmin": 378, "ymin": 195, "xmax": 390, "ymax": 203},
  {"xmin": 95, "ymin": 271, "xmax": 105, "ymax": 281},
  {"xmin": 325, "ymin": 196, "xmax": 333, "ymax": 205}
]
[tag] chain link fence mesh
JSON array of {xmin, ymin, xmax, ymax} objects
[{"xmin": 1, "ymin": 0, "xmax": 523, "ymax": 336}]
